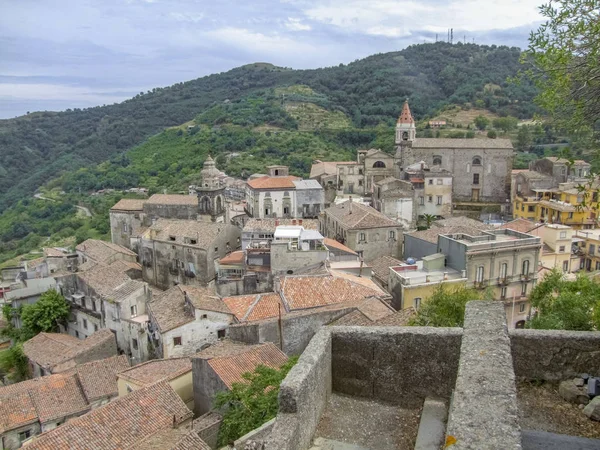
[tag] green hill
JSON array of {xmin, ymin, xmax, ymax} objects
[{"xmin": 0, "ymin": 42, "xmax": 538, "ymax": 212}]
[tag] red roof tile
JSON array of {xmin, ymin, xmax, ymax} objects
[
  {"xmin": 222, "ymin": 293, "xmax": 285, "ymax": 322},
  {"xmin": 118, "ymin": 358, "xmax": 191, "ymax": 387},
  {"xmin": 397, "ymin": 100, "xmax": 414, "ymax": 124},
  {"xmin": 247, "ymin": 176, "xmax": 300, "ymax": 190}
]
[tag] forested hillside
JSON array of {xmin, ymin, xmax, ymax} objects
[{"xmin": 0, "ymin": 42, "xmax": 537, "ymax": 212}]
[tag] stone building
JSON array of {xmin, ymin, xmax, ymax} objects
[
  {"xmin": 269, "ymin": 226, "xmax": 328, "ymax": 277},
  {"xmin": 371, "ymin": 177, "xmax": 415, "ymax": 229},
  {"xmin": 143, "ymin": 194, "xmax": 199, "ymax": 222},
  {"xmin": 530, "ymin": 156, "xmax": 591, "ymax": 183},
  {"xmin": 245, "ymin": 166, "xmax": 324, "ymax": 219},
  {"xmin": 0, "ymin": 355, "xmax": 129, "ymax": 449},
  {"xmin": 43, "ymin": 247, "xmax": 78, "ymax": 274},
  {"xmin": 147, "ymin": 285, "xmax": 234, "ymax": 358},
  {"xmin": 404, "ymin": 163, "xmax": 453, "ymax": 218},
  {"xmin": 22, "ymin": 329, "xmax": 118, "ymax": 377},
  {"xmin": 76, "ymin": 239, "xmax": 137, "ymax": 269},
  {"xmin": 319, "ymin": 199, "xmax": 402, "ymax": 260},
  {"xmin": 241, "ymin": 218, "xmax": 319, "ymax": 250},
  {"xmin": 192, "ymin": 155, "xmax": 226, "ymax": 223},
  {"xmin": 138, "ymin": 219, "xmax": 241, "ymax": 290},
  {"xmin": 109, "ymin": 199, "xmax": 147, "ymax": 250}
]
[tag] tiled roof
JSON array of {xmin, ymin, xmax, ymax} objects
[
  {"xmin": 147, "ymin": 286, "xmax": 194, "ymax": 333},
  {"xmin": 22, "ymin": 329, "xmax": 116, "ymax": 372},
  {"xmin": 110, "ymin": 280, "xmax": 147, "ymax": 303},
  {"xmin": 517, "ymin": 170, "xmax": 554, "ymax": 181},
  {"xmin": 118, "ymin": 358, "xmax": 191, "ymax": 387},
  {"xmin": 372, "ymin": 307, "xmax": 415, "ymax": 326},
  {"xmin": 0, "ymin": 390, "xmax": 38, "ymax": 433},
  {"xmin": 330, "ymin": 305, "xmax": 414, "ymax": 327},
  {"xmin": 292, "ymin": 179, "xmax": 322, "ymax": 190},
  {"xmin": 222, "ymin": 292, "xmax": 284, "ymax": 322},
  {"xmin": 324, "ymin": 238, "xmax": 358, "ymax": 256},
  {"xmin": 499, "ymin": 218, "xmax": 538, "ymax": 234},
  {"xmin": 280, "ymin": 273, "xmax": 386, "ymax": 310},
  {"xmin": 324, "ymin": 201, "xmax": 399, "ymax": 229},
  {"xmin": 132, "ymin": 428, "xmax": 210, "ymax": 450},
  {"xmin": 44, "ymin": 247, "xmax": 70, "ymax": 258},
  {"xmin": 368, "ymin": 255, "xmax": 403, "ymax": 282},
  {"xmin": 28, "ymin": 374, "xmax": 90, "ymax": 423},
  {"xmin": 329, "ymin": 310, "xmax": 373, "ymax": 326},
  {"xmin": 219, "ymin": 250, "xmax": 245, "ymax": 265},
  {"xmin": 109, "ymin": 259, "xmax": 142, "ymax": 272},
  {"xmin": 412, "ymin": 138, "xmax": 513, "ymax": 149},
  {"xmin": 538, "ymin": 199, "xmax": 577, "ymax": 212},
  {"xmin": 309, "ymin": 160, "xmax": 357, "ymax": 179},
  {"xmin": 194, "ymin": 340, "xmax": 259, "ymax": 359},
  {"xmin": 184, "ymin": 285, "xmax": 232, "ymax": 315},
  {"xmin": 145, "ymin": 219, "xmax": 227, "ymax": 248},
  {"xmin": 204, "ymin": 343, "xmax": 288, "ymax": 389},
  {"xmin": 544, "ymin": 157, "xmax": 590, "ymax": 165},
  {"xmin": 26, "ymin": 382, "xmax": 193, "ymax": 450},
  {"xmin": 110, "ymin": 199, "xmax": 147, "ymax": 211},
  {"xmin": 76, "ymin": 355, "xmax": 130, "ymax": 402},
  {"xmin": 243, "ymin": 218, "xmax": 319, "ymax": 233},
  {"xmin": 247, "ymin": 175, "xmax": 300, "ymax": 190},
  {"xmin": 76, "ymin": 239, "xmax": 136, "ymax": 263},
  {"xmin": 432, "ymin": 216, "xmax": 488, "ymax": 229},
  {"xmin": 146, "ymin": 194, "xmax": 198, "ymax": 206},
  {"xmin": 78, "ymin": 266, "xmax": 132, "ymax": 299}
]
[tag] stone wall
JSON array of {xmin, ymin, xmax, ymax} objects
[
  {"xmin": 510, "ymin": 329, "xmax": 600, "ymax": 381},
  {"xmin": 191, "ymin": 357, "xmax": 229, "ymax": 416},
  {"xmin": 264, "ymin": 329, "xmax": 332, "ymax": 450},
  {"xmin": 193, "ymin": 412, "xmax": 222, "ymax": 450},
  {"xmin": 331, "ymin": 326, "xmax": 462, "ymax": 408},
  {"xmin": 403, "ymin": 234, "xmax": 437, "ymax": 260}
]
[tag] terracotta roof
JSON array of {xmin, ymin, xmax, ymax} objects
[
  {"xmin": 411, "ymin": 138, "xmax": 513, "ymax": 149},
  {"xmin": 22, "ymin": 329, "xmax": 116, "ymax": 373},
  {"xmin": 28, "ymin": 374, "xmax": 90, "ymax": 423},
  {"xmin": 218, "ymin": 250, "xmax": 245, "ymax": 265},
  {"xmin": 26, "ymin": 382, "xmax": 193, "ymax": 450},
  {"xmin": 132, "ymin": 428, "xmax": 210, "ymax": 450},
  {"xmin": 324, "ymin": 238, "xmax": 358, "ymax": 256},
  {"xmin": 247, "ymin": 175, "xmax": 300, "ymax": 190},
  {"xmin": 324, "ymin": 201, "xmax": 399, "ymax": 230},
  {"xmin": 44, "ymin": 247, "xmax": 70, "ymax": 258},
  {"xmin": 280, "ymin": 273, "xmax": 386, "ymax": 310},
  {"xmin": 110, "ymin": 199, "xmax": 147, "ymax": 211},
  {"xmin": 367, "ymin": 255, "xmax": 403, "ymax": 283},
  {"xmin": 0, "ymin": 390, "xmax": 38, "ymax": 433},
  {"xmin": 146, "ymin": 194, "xmax": 198, "ymax": 206},
  {"xmin": 243, "ymin": 218, "xmax": 319, "ymax": 233},
  {"xmin": 329, "ymin": 310, "xmax": 373, "ymax": 326},
  {"xmin": 309, "ymin": 160, "xmax": 357, "ymax": 179},
  {"xmin": 109, "ymin": 259, "xmax": 142, "ymax": 272},
  {"xmin": 499, "ymin": 218, "xmax": 538, "ymax": 234},
  {"xmin": 204, "ymin": 343, "xmax": 288, "ymax": 389},
  {"xmin": 76, "ymin": 355, "xmax": 130, "ymax": 402},
  {"xmin": 78, "ymin": 266, "xmax": 133, "ymax": 299},
  {"xmin": 222, "ymin": 292, "xmax": 284, "ymax": 322},
  {"xmin": 544, "ymin": 157, "xmax": 590, "ymax": 165},
  {"xmin": 397, "ymin": 100, "xmax": 414, "ymax": 124},
  {"xmin": 118, "ymin": 358, "xmax": 191, "ymax": 387},
  {"xmin": 183, "ymin": 285, "xmax": 232, "ymax": 315},
  {"xmin": 194, "ymin": 340, "xmax": 259, "ymax": 359},
  {"xmin": 432, "ymin": 216, "xmax": 488, "ymax": 229},
  {"xmin": 145, "ymin": 219, "xmax": 229, "ymax": 249},
  {"xmin": 76, "ymin": 239, "xmax": 136, "ymax": 262},
  {"xmin": 330, "ymin": 305, "xmax": 414, "ymax": 327}
]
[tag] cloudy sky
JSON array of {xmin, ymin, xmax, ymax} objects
[{"xmin": 0, "ymin": 0, "xmax": 545, "ymax": 119}]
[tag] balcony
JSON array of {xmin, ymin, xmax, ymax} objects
[
  {"xmin": 474, "ymin": 280, "xmax": 487, "ymax": 289},
  {"xmin": 496, "ymin": 277, "xmax": 509, "ymax": 286}
]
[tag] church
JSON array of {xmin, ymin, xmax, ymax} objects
[{"xmin": 310, "ymin": 100, "xmax": 513, "ymax": 207}]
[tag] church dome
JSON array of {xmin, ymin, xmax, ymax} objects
[{"xmin": 200, "ymin": 155, "xmax": 221, "ymax": 188}]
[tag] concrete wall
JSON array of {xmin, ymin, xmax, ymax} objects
[
  {"xmin": 191, "ymin": 357, "xmax": 229, "ymax": 416},
  {"xmin": 270, "ymin": 243, "xmax": 327, "ymax": 276},
  {"xmin": 109, "ymin": 210, "xmax": 144, "ymax": 249},
  {"xmin": 228, "ymin": 307, "xmax": 354, "ymax": 356},
  {"xmin": 510, "ymin": 329, "xmax": 600, "ymax": 381},
  {"xmin": 265, "ymin": 329, "xmax": 332, "ymax": 450},
  {"xmin": 330, "ymin": 326, "xmax": 462, "ymax": 408},
  {"xmin": 403, "ymin": 235, "xmax": 437, "ymax": 260}
]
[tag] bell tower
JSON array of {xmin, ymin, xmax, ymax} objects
[
  {"xmin": 195, "ymin": 155, "xmax": 226, "ymax": 222},
  {"xmin": 394, "ymin": 99, "xmax": 416, "ymax": 176}
]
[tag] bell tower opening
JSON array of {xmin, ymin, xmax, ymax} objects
[{"xmin": 395, "ymin": 99, "xmax": 416, "ymax": 145}]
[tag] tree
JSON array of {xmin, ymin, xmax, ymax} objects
[
  {"xmin": 409, "ymin": 285, "xmax": 484, "ymax": 327},
  {"xmin": 423, "ymin": 214, "xmax": 436, "ymax": 229},
  {"xmin": 0, "ymin": 344, "xmax": 29, "ymax": 382},
  {"xmin": 492, "ymin": 116, "xmax": 518, "ymax": 133},
  {"xmin": 19, "ymin": 290, "xmax": 70, "ymax": 341},
  {"xmin": 487, "ymin": 130, "xmax": 498, "ymax": 139},
  {"xmin": 527, "ymin": 268, "xmax": 600, "ymax": 331},
  {"xmin": 215, "ymin": 356, "xmax": 298, "ymax": 446},
  {"xmin": 516, "ymin": 125, "xmax": 532, "ymax": 152},
  {"xmin": 474, "ymin": 115, "xmax": 489, "ymax": 131},
  {"xmin": 525, "ymin": 1, "xmax": 600, "ymax": 135}
]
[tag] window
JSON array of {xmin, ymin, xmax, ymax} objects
[
  {"xmin": 214, "ymin": 247, "xmax": 218, "ymax": 252},
  {"xmin": 190, "ymin": 239, "xmax": 197, "ymax": 245},
  {"xmin": 389, "ymin": 231, "xmax": 395, "ymax": 240},
  {"xmin": 358, "ymin": 232, "xmax": 366, "ymax": 242},
  {"xmin": 521, "ymin": 283, "xmax": 527, "ymax": 296},
  {"xmin": 522, "ymin": 260, "xmax": 530, "ymax": 275},
  {"xmin": 519, "ymin": 303, "xmax": 526, "ymax": 313},
  {"xmin": 428, "ymin": 195, "xmax": 433, "ymax": 203},
  {"xmin": 75, "ymin": 330, "xmax": 79, "ymax": 338},
  {"xmin": 414, "ymin": 298, "xmax": 421, "ymax": 310},
  {"xmin": 94, "ymin": 324, "xmax": 98, "ymax": 332},
  {"xmin": 419, "ymin": 196, "xmax": 424, "ymax": 205},
  {"xmin": 560, "ymin": 231, "xmax": 567, "ymax": 238},
  {"xmin": 83, "ymin": 318, "xmax": 88, "ymax": 330},
  {"xmin": 590, "ymin": 244, "xmax": 595, "ymax": 256},
  {"xmin": 132, "ymin": 338, "xmax": 138, "ymax": 350},
  {"xmin": 169, "ymin": 236, "xmax": 176, "ymax": 241},
  {"xmin": 373, "ymin": 161, "xmax": 386, "ymax": 168},
  {"xmin": 596, "ymin": 261, "xmax": 600, "ymax": 271},
  {"xmin": 428, "ymin": 179, "xmax": 433, "ymax": 185},
  {"xmin": 563, "ymin": 260, "xmax": 569, "ymax": 272},
  {"xmin": 201, "ymin": 314, "xmax": 207, "ymax": 319},
  {"xmin": 91, "ymin": 300, "xmax": 96, "ymax": 312},
  {"xmin": 173, "ymin": 336, "xmax": 182, "ymax": 346},
  {"xmin": 433, "ymin": 156, "xmax": 442, "ymax": 165},
  {"xmin": 476, "ymin": 266, "xmax": 484, "ymax": 283},
  {"xmin": 283, "ymin": 207, "xmax": 289, "ymax": 215},
  {"xmin": 358, "ymin": 180, "xmax": 363, "ymax": 186},
  {"xmin": 472, "ymin": 156, "xmax": 482, "ymax": 165},
  {"xmin": 218, "ymin": 329, "xmax": 226, "ymax": 339},
  {"xmin": 359, "ymin": 168, "xmax": 363, "ymax": 175},
  {"xmin": 500, "ymin": 286, "xmax": 507, "ymax": 299},
  {"xmin": 437, "ymin": 179, "xmax": 443, "ymax": 185},
  {"xmin": 131, "ymin": 305, "xmax": 137, "ymax": 317},
  {"xmin": 473, "ymin": 174, "xmax": 480, "ymax": 185},
  {"xmin": 528, "ymin": 205, "xmax": 535, "ymax": 213},
  {"xmin": 559, "ymin": 246, "xmax": 565, "ymax": 253},
  {"xmin": 19, "ymin": 430, "xmax": 32, "ymax": 442},
  {"xmin": 436, "ymin": 196, "xmax": 442, "ymax": 206},
  {"xmin": 500, "ymin": 263, "xmax": 508, "ymax": 279},
  {"xmin": 122, "ymin": 223, "xmax": 128, "ymax": 233}
]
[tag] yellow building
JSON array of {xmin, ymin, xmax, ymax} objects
[
  {"xmin": 574, "ymin": 229, "xmax": 600, "ymax": 272},
  {"xmin": 513, "ymin": 183, "xmax": 599, "ymax": 230},
  {"xmin": 117, "ymin": 357, "xmax": 193, "ymax": 410}
]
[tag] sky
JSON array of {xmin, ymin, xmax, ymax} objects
[{"xmin": 0, "ymin": 0, "xmax": 545, "ymax": 119}]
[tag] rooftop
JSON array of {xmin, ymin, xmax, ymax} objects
[
  {"xmin": 367, "ymin": 255, "xmax": 403, "ymax": 282},
  {"xmin": 309, "ymin": 161, "xmax": 357, "ymax": 179},
  {"xmin": 243, "ymin": 218, "xmax": 319, "ymax": 233},
  {"xmin": 218, "ymin": 250, "xmax": 245, "ymax": 265},
  {"xmin": 324, "ymin": 200, "xmax": 399, "ymax": 230},
  {"xmin": 222, "ymin": 292, "xmax": 285, "ymax": 322},
  {"xmin": 75, "ymin": 355, "xmax": 130, "ymax": 402},
  {"xmin": 110, "ymin": 198, "xmax": 147, "ymax": 211},
  {"xmin": 391, "ymin": 263, "xmax": 465, "ymax": 286},
  {"xmin": 407, "ymin": 225, "xmax": 485, "ymax": 244},
  {"xmin": 247, "ymin": 175, "xmax": 300, "ymax": 190},
  {"xmin": 145, "ymin": 219, "xmax": 226, "ymax": 248},
  {"xmin": 292, "ymin": 179, "xmax": 323, "ymax": 190},
  {"xmin": 323, "ymin": 238, "xmax": 358, "ymax": 256},
  {"xmin": 118, "ymin": 358, "xmax": 192, "ymax": 387},
  {"xmin": 198, "ymin": 342, "xmax": 288, "ymax": 389},
  {"xmin": 146, "ymin": 194, "xmax": 198, "ymax": 206},
  {"xmin": 132, "ymin": 428, "xmax": 210, "ymax": 450},
  {"xmin": 76, "ymin": 239, "xmax": 136, "ymax": 263},
  {"xmin": 43, "ymin": 247, "xmax": 73, "ymax": 258},
  {"xmin": 544, "ymin": 156, "xmax": 590, "ymax": 165},
  {"xmin": 412, "ymin": 138, "xmax": 513, "ymax": 149},
  {"xmin": 499, "ymin": 218, "xmax": 540, "ymax": 234},
  {"xmin": 25, "ymin": 381, "xmax": 193, "ymax": 450},
  {"xmin": 77, "ymin": 265, "xmax": 133, "ymax": 300},
  {"xmin": 4, "ymin": 277, "xmax": 56, "ymax": 301}
]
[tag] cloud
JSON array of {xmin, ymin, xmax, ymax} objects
[
  {"xmin": 285, "ymin": 17, "xmax": 311, "ymax": 31},
  {"xmin": 169, "ymin": 12, "xmax": 204, "ymax": 23}
]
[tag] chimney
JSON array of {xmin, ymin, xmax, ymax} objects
[
  {"xmin": 292, "ymin": 219, "xmax": 296, "ymax": 225},
  {"xmin": 420, "ymin": 162, "xmax": 424, "ymax": 171},
  {"xmin": 443, "ymin": 272, "xmax": 448, "ymax": 281},
  {"xmin": 349, "ymin": 196, "xmax": 353, "ymax": 214},
  {"xmin": 275, "ymin": 219, "xmax": 279, "ymax": 227}
]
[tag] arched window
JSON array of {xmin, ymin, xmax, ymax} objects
[
  {"xmin": 522, "ymin": 259, "xmax": 530, "ymax": 275},
  {"xmin": 373, "ymin": 161, "xmax": 386, "ymax": 168},
  {"xmin": 402, "ymin": 131, "xmax": 409, "ymax": 141},
  {"xmin": 476, "ymin": 266, "xmax": 485, "ymax": 283},
  {"xmin": 472, "ymin": 156, "xmax": 482, "ymax": 165},
  {"xmin": 433, "ymin": 156, "xmax": 442, "ymax": 166},
  {"xmin": 500, "ymin": 263, "xmax": 508, "ymax": 279}
]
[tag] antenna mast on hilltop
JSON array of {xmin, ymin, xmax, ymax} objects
[
  {"xmin": 435, "ymin": 33, "xmax": 438, "ymax": 42},
  {"xmin": 451, "ymin": 28, "xmax": 453, "ymax": 44},
  {"xmin": 447, "ymin": 29, "xmax": 450, "ymax": 43}
]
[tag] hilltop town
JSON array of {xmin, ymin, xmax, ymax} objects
[{"xmin": 1, "ymin": 99, "xmax": 600, "ymax": 450}]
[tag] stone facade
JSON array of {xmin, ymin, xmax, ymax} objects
[{"xmin": 193, "ymin": 155, "xmax": 226, "ymax": 223}]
